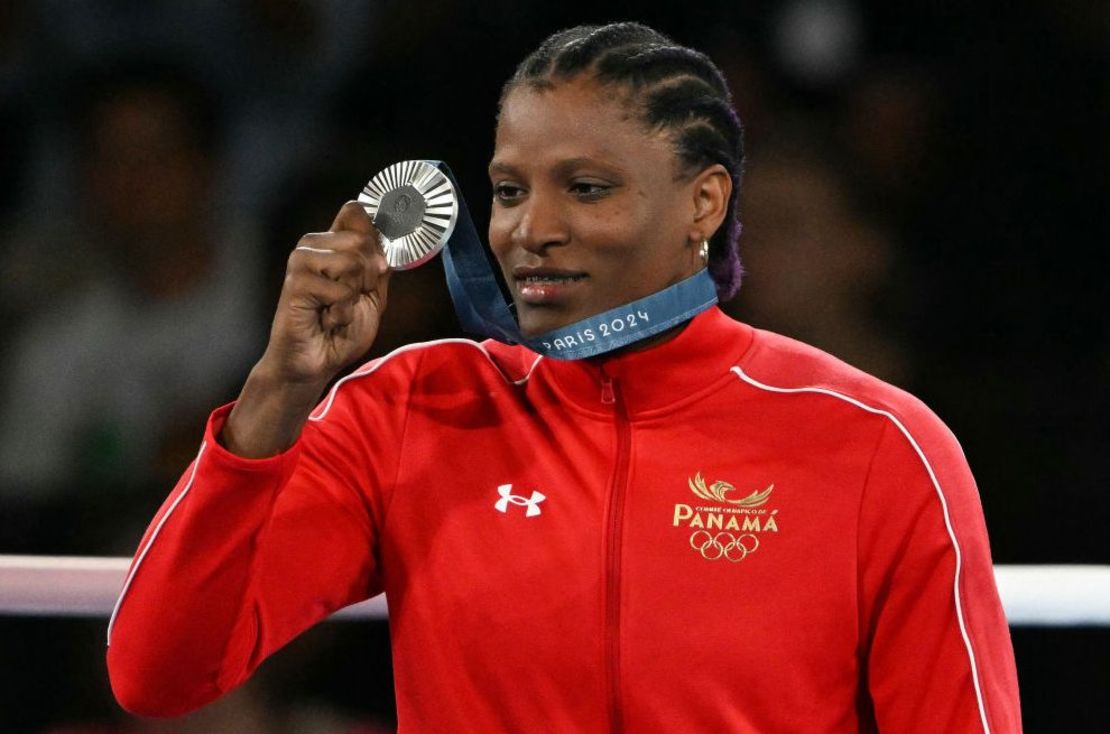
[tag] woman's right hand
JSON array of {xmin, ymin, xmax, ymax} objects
[
  {"xmin": 264, "ymin": 201, "xmax": 391, "ymax": 385},
  {"xmin": 221, "ymin": 201, "xmax": 391, "ymax": 458}
]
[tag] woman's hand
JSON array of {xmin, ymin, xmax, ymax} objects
[
  {"xmin": 222, "ymin": 202, "xmax": 391, "ymax": 458},
  {"xmin": 264, "ymin": 201, "xmax": 390, "ymax": 385}
]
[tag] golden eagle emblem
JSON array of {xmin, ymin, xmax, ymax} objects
[{"xmin": 688, "ymin": 472, "xmax": 773, "ymax": 507}]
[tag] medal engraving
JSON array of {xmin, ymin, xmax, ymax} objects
[{"xmin": 358, "ymin": 160, "xmax": 458, "ymax": 270}]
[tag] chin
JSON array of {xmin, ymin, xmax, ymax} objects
[
  {"xmin": 514, "ymin": 304, "xmax": 582, "ymax": 339},
  {"xmin": 515, "ymin": 311, "xmax": 559, "ymax": 339}
]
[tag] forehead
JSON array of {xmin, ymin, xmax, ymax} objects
[{"xmin": 493, "ymin": 77, "xmax": 675, "ymax": 171}]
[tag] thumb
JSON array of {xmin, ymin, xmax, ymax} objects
[{"xmin": 330, "ymin": 200, "xmax": 375, "ymax": 234}]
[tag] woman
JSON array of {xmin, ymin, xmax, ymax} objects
[{"xmin": 107, "ymin": 22, "xmax": 1021, "ymax": 732}]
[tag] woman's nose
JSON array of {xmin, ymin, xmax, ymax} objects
[{"xmin": 512, "ymin": 191, "xmax": 570, "ymax": 254}]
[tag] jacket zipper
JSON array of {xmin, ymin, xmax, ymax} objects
[{"xmin": 602, "ymin": 373, "xmax": 631, "ymax": 733}]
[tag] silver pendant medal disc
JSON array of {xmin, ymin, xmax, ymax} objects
[{"xmin": 357, "ymin": 160, "xmax": 459, "ymax": 270}]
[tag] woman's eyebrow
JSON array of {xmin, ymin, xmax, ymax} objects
[
  {"xmin": 552, "ymin": 156, "xmax": 621, "ymax": 175},
  {"xmin": 489, "ymin": 156, "xmax": 625, "ymax": 179},
  {"xmin": 488, "ymin": 160, "xmax": 517, "ymax": 177}
]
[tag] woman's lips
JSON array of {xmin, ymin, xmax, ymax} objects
[{"xmin": 513, "ymin": 269, "xmax": 588, "ymax": 305}]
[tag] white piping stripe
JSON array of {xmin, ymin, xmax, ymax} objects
[
  {"xmin": 516, "ymin": 353, "xmax": 544, "ymax": 386},
  {"xmin": 106, "ymin": 441, "xmax": 208, "ymax": 646},
  {"xmin": 310, "ymin": 338, "xmax": 543, "ymax": 422},
  {"xmin": 105, "ymin": 341, "xmax": 542, "ymax": 646},
  {"xmin": 730, "ymin": 366, "xmax": 991, "ymax": 733}
]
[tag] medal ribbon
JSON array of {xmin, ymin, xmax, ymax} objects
[{"xmin": 434, "ymin": 161, "xmax": 719, "ymax": 360}]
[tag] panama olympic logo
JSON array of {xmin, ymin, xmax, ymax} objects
[{"xmin": 688, "ymin": 530, "xmax": 759, "ymax": 562}]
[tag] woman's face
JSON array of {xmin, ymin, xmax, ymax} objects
[{"xmin": 489, "ymin": 76, "xmax": 714, "ymax": 337}]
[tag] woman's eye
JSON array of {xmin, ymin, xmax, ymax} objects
[
  {"xmin": 493, "ymin": 183, "xmax": 525, "ymax": 203},
  {"xmin": 570, "ymin": 181, "xmax": 611, "ymax": 199}
]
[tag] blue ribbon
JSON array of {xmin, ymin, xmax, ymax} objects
[{"xmin": 435, "ymin": 161, "xmax": 718, "ymax": 360}]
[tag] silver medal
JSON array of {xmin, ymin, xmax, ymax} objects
[{"xmin": 357, "ymin": 160, "xmax": 459, "ymax": 270}]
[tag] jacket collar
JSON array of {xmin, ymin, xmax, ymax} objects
[{"xmin": 531, "ymin": 307, "xmax": 754, "ymax": 418}]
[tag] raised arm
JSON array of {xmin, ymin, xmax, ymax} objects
[
  {"xmin": 107, "ymin": 202, "xmax": 398, "ymax": 716},
  {"xmin": 224, "ymin": 200, "xmax": 391, "ymax": 459}
]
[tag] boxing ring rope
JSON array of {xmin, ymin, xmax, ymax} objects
[{"xmin": 1, "ymin": 556, "xmax": 1108, "ymax": 626}]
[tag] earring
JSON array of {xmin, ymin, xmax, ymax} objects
[{"xmin": 699, "ymin": 240, "xmax": 709, "ymax": 264}]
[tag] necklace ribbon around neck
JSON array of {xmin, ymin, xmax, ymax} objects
[{"xmin": 427, "ymin": 161, "xmax": 720, "ymax": 360}]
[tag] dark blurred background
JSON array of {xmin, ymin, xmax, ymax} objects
[{"xmin": 0, "ymin": 0, "xmax": 1106, "ymax": 731}]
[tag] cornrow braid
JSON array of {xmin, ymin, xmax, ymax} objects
[{"xmin": 503, "ymin": 22, "xmax": 745, "ymax": 300}]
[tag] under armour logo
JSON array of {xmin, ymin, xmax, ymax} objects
[{"xmin": 495, "ymin": 483, "xmax": 546, "ymax": 517}]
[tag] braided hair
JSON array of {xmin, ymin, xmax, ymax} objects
[{"xmin": 502, "ymin": 22, "xmax": 745, "ymax": 300}]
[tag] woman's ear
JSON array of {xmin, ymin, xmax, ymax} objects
[{"xmin": 689, "ymin": 164, "xmax": 732, "ymax": 243}]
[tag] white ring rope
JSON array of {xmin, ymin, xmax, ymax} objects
[
  {"xmin": 0, "ymin": 556, "xmax": 1107, "ymax": 625},
  {"xmin": 0, "ymin": 555, "xmax": 388, "ymax": 620}
]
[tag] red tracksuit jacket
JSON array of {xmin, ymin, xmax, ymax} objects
[{"xmin": 107, "ymin": 308, "xmax": 1022, "ymax": 732}]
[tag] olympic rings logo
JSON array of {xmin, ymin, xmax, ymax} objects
[{"xmin": 689, "ymin": 531, "xmax": 759, "ymax": 562}]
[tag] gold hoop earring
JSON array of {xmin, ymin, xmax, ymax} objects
[{"xmin": 700, "ymin": 240, "xmax": 710, "ymax": 264}]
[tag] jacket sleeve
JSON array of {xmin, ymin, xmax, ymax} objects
[
  {"xmin": 857, "ymin": 409, "xmax": 1021, "ymax": 733},
  {"xmin": 106, "ymin": 366, "xmax": 408, "ymax": 717}
]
